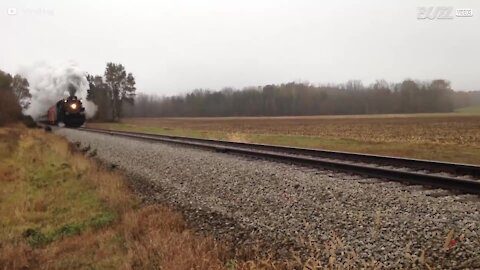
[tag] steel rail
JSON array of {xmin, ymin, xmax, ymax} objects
[{"xmin": 77, "ymin": 127, "xmax": 480, "ymax": 194}]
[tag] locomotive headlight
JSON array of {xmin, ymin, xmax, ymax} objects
[{"xmin": 70, "ymin": 103, "xmax": 77, "ymax": 109}]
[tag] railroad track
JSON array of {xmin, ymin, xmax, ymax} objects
[{"xmin": 77, "ymin": 127, "xmax": 480, "ymax": 194}]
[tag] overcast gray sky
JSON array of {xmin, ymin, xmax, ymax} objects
[{"xmin": 1, "ymin": 0, "xmax": 479, "ymax": 95}]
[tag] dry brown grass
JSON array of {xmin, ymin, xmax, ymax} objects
[
  {"xmin": 227, "ymin": 132, "xmax": 249, "ymax": 143},
  {"xmin": 0, "ymin": 127, "xmax": 228, "ymax": 270}
]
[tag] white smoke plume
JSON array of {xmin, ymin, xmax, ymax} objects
[{"xmin": 20, "ymin": 61, "xmax": 97, "ymax": 119}]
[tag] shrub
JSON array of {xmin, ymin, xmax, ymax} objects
[{"xmin": 0, "ymin": 71, "xmax": 22, "ymax": 126}]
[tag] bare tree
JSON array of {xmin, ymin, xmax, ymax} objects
[
  {"xmin": 104, "ymin": 63, "xmax": 136, "ymax": 121},
  {"xmin": 87, "ymin": 74, "xmax": 112, "ymax": 120},
  {"xmin": 12, "ymin": 74, "xmax": 31, "ymax": 109}
]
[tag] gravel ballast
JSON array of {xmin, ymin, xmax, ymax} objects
[{"xmin": 57, "ymin": 129, "xmax": 480, "ymax": 269}]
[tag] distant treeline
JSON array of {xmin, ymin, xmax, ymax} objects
[{"xmin": 123, "ymin": 80, "xmax": 480, "ymax": 117}]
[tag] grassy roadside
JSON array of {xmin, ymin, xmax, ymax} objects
[
  {"xmin": 0, "ymin": 126, "xmax": 232, "ymax": 269},
  {"xmin": 2, "ymin": 126, "xmax": 383, "ymax": 269},
  {"xmin": 1, "ymin": 126, "xmax": 458, "ymax": 269},
  {"xmin": 87, "ymin": 112, "xmax": 480, "ymax": 165}
]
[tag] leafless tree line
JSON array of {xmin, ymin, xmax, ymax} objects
[{"xmin": 122, "ymin": 79, "xmax": 480, "ymax": 117}]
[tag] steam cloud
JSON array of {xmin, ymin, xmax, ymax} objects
[{"xmin": 20, "ymin": 62, "xmax": 97, "ymax": 119}]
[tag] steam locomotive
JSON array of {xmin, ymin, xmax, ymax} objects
[{"xmin": 47, "ymin": 96, "xmax": 86, "ymax": 127}]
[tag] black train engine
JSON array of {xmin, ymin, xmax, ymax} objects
[{"xmin": 47, "ymin": 96, "xmax": 86, "ymax": 127}]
